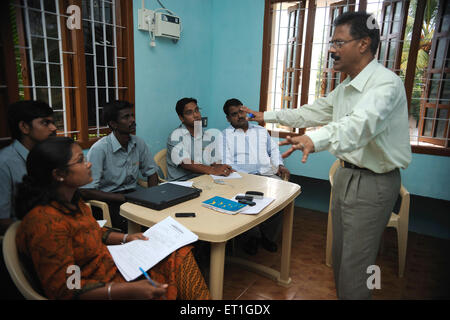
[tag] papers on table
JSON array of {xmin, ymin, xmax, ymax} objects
[
  {"xmin": 107, "ymin": 216, "xmax": 198, "ymax": 281},
  {"xmin": 97, "ymin": 220, "xmax": 107, "ymax": 228},
  {"xmin": 210, "ymin": 172, "xmax": 242, "ymax": 180},
  {"xmin": 232, "ymin": 194, "xmax": 275, "ymax": 215},
  {"xmin": 202, "ymin": 196, "xmax": 248, "ymax": 215},
  {"xmin": 161, "ymin": 181, "xmax": 194, "ymax": 188}
]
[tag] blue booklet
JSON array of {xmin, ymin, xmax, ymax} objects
[{"xmin": 202, "ymin": 196, "xmax": 248, "ymax": 215}]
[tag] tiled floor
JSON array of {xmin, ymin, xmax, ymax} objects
[{"xmin": 214, "ymin": 207, "xmax": 450, "ymax": 300}]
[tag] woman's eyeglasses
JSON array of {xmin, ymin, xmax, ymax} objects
[{"xmin": 66, "ymin": 156, "xmax": 88, "ymax": 167}]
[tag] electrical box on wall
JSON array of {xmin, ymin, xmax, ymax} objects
[
  {"xmin": 154, "ymin": 12, "xmax": 180, "ymax": 40},
  {"xmin": 138, "ymin": 8, "xmax": 181, "ymax": 46},
  {"xmin": 138, "ymin": 8, "xmax": 153, "ymax": 31}
]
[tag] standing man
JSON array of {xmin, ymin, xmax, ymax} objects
[
  {"xmin": 166, "ymin": 97, "xmax": 232, "ymax": 181},
  {"xmin": 81, "ymin": 101, "xmax": 159, "ymax": 232},
  {"xmin": 243, "ymin": 12, "xmax": 411, "ymax": 299},
  {"xmin": 0, "ymin": 100, "xmax": 57, "ymax": 235},
  {"xmin": 222, "ymin": 98, "xmax": 290, "ymax": 255}
]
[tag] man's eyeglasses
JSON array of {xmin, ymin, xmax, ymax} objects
[
  {"xmin": 329, "ymin": 37, "xmax": 362, "ymax": 49},
  {"xmin": 183, "ymin": 107, "xmax": 201, "ymax": 116}
]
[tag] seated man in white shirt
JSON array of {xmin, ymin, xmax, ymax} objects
[
  {"xmin": 166, "ymin": 97, "xmax": 232, "ymax": 181},
  {"xmin": 222, "ymin": 98, "xmax": 290, "ymax": 255}
]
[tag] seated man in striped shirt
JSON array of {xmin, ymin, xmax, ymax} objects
[{"xmin": 222, "ymin": 98, "xmax": 290, "ymax": 255}]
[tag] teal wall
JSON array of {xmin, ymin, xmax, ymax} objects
[
  {"xmin": 133, "ymin": 0, "xmax": 450, "ymax": 202},
  {"xmin": 208, "ymin": 0, "xmax": 265, "ymax": 130},
  {"xmin": 133, "ymin": 0, "xmax": 213, "ymax": 153}
]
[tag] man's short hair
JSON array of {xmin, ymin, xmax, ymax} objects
[
  {"xmin": 223, "ymin": 98, "xmax": 243, "ymax": 116},
  {"xmin": 102, "ymin": 100, "xmax": 133, "ymax": 128},
  {"xmin": 175, "ymin": 97, "xmax": 197, "ymax": 117},
  {"xmin": 334, "ymin": 11, "xmax": 380, "ymax": 55},
  {"xmin": 7, "ymin": 100, "xmax": 54, "ymax": 140}
]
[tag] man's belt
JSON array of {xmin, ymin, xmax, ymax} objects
[{"xmin": 340, "ymin": 160, "xmax": 369, "ymax": 171}]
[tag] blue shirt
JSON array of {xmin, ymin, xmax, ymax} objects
[
  {"xmin": 0, "ymin": 140, "xmax": 29, "ymax": 219},
  {"xmin": 83, "ymin": 133, "xmax": 157, "ymax": 192},
  {"xmin": 222, "ymin": 123, "xmax": 283, "ymax": 175}
]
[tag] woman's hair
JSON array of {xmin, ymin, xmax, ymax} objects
[{"xmin": 15, "ymin": 136, "xmax": 76, "ymax": 219}]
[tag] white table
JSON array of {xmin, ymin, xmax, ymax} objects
[{"xmin": 120, "ymin": 173, "xmax": 301, "ymax": 299}]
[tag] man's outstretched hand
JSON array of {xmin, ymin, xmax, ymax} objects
[{"xmin": 279, "ymin": 135, "xmax": 315, "ymax": 163}]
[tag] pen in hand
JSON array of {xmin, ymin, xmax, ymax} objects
[{"xmin": 139, "ymin": 267, "xmax": 156, "ymax": 287}]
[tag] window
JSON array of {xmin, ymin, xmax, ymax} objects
[
  {"xmin": 0, "ymin": 0, "xmax": 135, "ymax": 149},
  {"xmin": 261, "ymin": 1, "xmax": 306, "ymax": 135},
  {"xmin": 416, "ymin": 0, "xmax": 449, "ymax": 149},
  {"xmin": 378, "ymin": 0, "xmax": 407, "ymax": 71},
  {"xmin": 260, "ymin": 0, "xmax": 450, "ymax": 156}
]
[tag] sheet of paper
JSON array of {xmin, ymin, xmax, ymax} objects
[
  {"xmin": 97, "ymin": 220, "xmax": 107, "ymax": 227},
  {"xmin": 161, "ymin": 181, "xmax": 194, "ymax": 188},
  {"xmin": 210, "ymin": 172, "xmax": 242, "ymax": 180},
  {"xmin": 107, "ymin": 216, "xmax": 198, "ymax": 281},
  {"xmin": 231, "ymin": 194, "xmax": 275, "ymax": 215}
]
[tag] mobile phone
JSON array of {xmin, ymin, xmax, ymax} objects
[
  {"xmin": 235, "ymin": 195, "xmax": 254, "ymax": 201},
  {"xmin": 238, "ymin": 199, "xmax": 256, "ymax": 206},
  {"xmin": 245, "ymin": 191, "xmax": 264, "ymax": 199},
  {"xmin": 175, "ymin": 212, "xmax": 196, "ymax": 218}
]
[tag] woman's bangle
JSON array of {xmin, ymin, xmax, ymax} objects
[
  {"xmin": 107, "ymin": 282, "xmax": 113, "ymax": 300},
  {"xmin": 122, "ymin": 233, "xmax": 128, "ymax": 244}
]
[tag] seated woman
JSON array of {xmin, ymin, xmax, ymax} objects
[{"xmin": 15, "ymin": 137, "xmax": 210, "ymax": 300}]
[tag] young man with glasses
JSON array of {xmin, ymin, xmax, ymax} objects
[
  {"xmin": 166, "ymin": 97, "xmax": 232, "ymax": 181},
  {"xmin": 0, "ymin": 100, "xmax": 56, "ymax": 299},
  {"xmin": 0, "ymin": 100, "xmax": 57, "ymax": 235},
  {"xmin": 242, "ymin": 12, "xmax": 411, "ymax": 299}
]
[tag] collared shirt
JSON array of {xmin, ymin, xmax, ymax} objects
[
  {"xmin": 264, "ymin": 59, "xmax": 412, "ymax": 173},
  {"xmin": 0, "ymin": 140, "xmax": 29, "ymax": 219},
  {"xmin": 82, "ymin": 133, "xmax": 157, "ymax": 192},
  {"xmin": 166, "ymin": 124, "xmax": 222, "ymax": 181},
  {"xmin": 222, "ymin": 123, "xmax": 283, "ymax": 175}
]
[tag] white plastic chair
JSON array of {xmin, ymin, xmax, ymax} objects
[
  {"xmin": 86, "ymin": 200, "xmax": 112, "ymax": 228},
  {"xmin": 3, "ymin": 221, "xmax": 47, "ymax": 300},
  {"xmin": 138, "ymin": 148, "xmax": 168, "ymax": 188}
]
